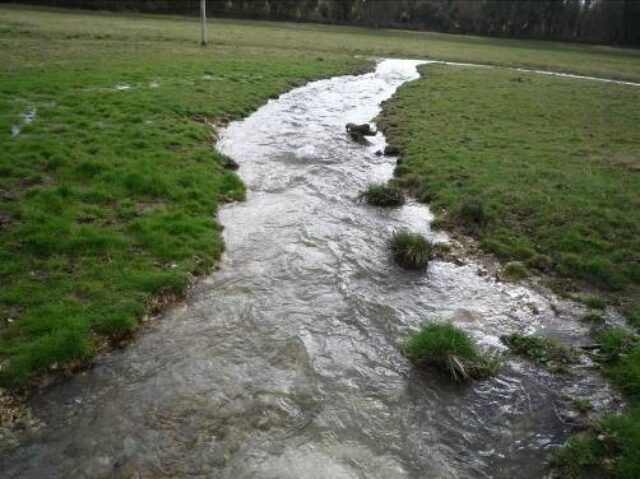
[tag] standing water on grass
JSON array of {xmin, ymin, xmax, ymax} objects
[{"xmin": 0, "ymin": 60, "xmax": 620, "ymax": 478}]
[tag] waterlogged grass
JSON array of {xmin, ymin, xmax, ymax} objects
[
  {"xmin": 0, "ymin": 8, "xmax": 367, "ymax": 385},
  {"xmin": 581, "ymin": 312, "xmax": 605, "ymax": 324},
  {"xmin": 358, "ymin": 182, "xmax": 405, "ymax": 207},
  {"xmin": 501, "ymin": 333, "xmax": 579, "ymax": 374},
  {"xmin": 553, "ymin": 408, "xmax": 640, "ymax": 479},
  {"xmin": 402, "ymin": 322, "xmax": 501, "ymax": 381},
  {"xmin": 595, "ymin": 329, "xmax": 640, "ymax": 401},
  {"xmin": 387, "ymin": 230, "xmax": 433, "ymax": 270},
  {"xmin": 572, "ymin": 398, "xmax": 594, "ymax": 414},
  {"xmin": 583, "ymin": 296, "xmax": 607, "ymax": 310},
  {"xmin": 553, "ymin": 328, "xmax": 640, "ymax": 477},
  {"xmin": 379, "ymin": 65, "xmax": 640, "ymax": 302},
  {"xmin": 504, "ymin": 261, "xmax": 528, "ymax": 281}
]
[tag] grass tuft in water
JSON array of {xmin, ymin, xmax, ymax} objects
[
  {"xmin": 402, "ymin": 322, "xmax": 502, "ymax": 381},
  {"xmin": 583, "ymin": 296, "xmax": 607, "ymax": 309},
  {"xmin": 582, "ymin": 312, "xmax": 605, "ymax": 324},
  {"xmin": 501, "ymin": 333, "xmax": 579, "ymax": 373},
  {"xmin": 387, "ymin": 230, "xmax": 433, "ymax": 270},
  {"xmin": 572, "ymin": 398, "xmax": 594, "ymax": 414},
  {"xmin": 504, "ymin": 261, "xmax": 528, "ymax": 280},
  {"xmin": 358, "ymin": 182, "xmax": 405, "ymax": 207}
]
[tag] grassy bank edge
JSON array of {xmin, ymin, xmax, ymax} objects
[
  {"xmin": 0, "ymin": 59, "xmax": 373, "ymax": 395},
  {"xmin": 2, "ymin": 4, "xmax": 640, "ymax": 83}
]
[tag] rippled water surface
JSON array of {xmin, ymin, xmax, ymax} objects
[{"xmin": 1, "ymin": 60, "xmax": 620, "ymax": 479}]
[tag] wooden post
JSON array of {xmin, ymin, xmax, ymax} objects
[{"xmin": 200, "ymin": 0, "xmax": 208, "ymax": 46}]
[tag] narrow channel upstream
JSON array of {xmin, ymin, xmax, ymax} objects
[{"xmin": 1, "ymin": 60, "xmax": 620, "ymax": 479}]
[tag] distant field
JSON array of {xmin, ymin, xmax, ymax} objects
[
  {"xmin": 0, "ymin": 5, "xmax": 639, "ymax": 387},
  {"xmin": 2, "ymin": 4, "xmax": 640, "ymax": 81}
]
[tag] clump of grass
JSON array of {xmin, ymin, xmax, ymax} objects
[
  {"xmin": 387, "ymin": 230, "xmax": 433, "ymax": 270},
  {"xmin": 504, "ymin": 261, "xmax": 528, "ymax": 280},
  {"xmin": 402, "ymin": 322, "xmax": 502, "ymax": 381},
  {"xmin": 430, "ymin": 217, "xmax": 446, "ymax": 230},
  {"xmin": 457, "ymin": 198, "xmax": 490, "ymax": 228},
  {"xmin": 501, "ymin": 333, "xmax": 579, "ymax": 373},
  {"xmin": 358, "ymin": 182, "xmax": 405, "ymax": 207},
  {"xmin": 572, "ymin": 398, "xmax": 594, "ymax": 414},
  {"xmin": 551, "ymin": 429, "xmax": 607, "ymax": 479},
  {"xmin": 582, "ymin": 312, "xmax": 605, "ymax": 324},
  {"xmin": 583, "ymin": 296, "xmax": 607, "ymax": 309},
  {"xmin": 595, "ymin": 329, "xmax": 637, "ymax": 362}
]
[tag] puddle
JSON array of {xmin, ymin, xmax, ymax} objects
[{"xmin": 10, "ymin": 107, "xmax": 36, "ymax": 137}]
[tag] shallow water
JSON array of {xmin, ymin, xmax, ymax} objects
[
  {"xmin": 10, "ymin": 107, "xmax": 36, "ymax": 137},
  {"xmin": 0, "ymin": 60, "xmax": 621, "ymax": 479}
]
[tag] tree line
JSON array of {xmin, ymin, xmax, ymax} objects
[{"xmin": 8, "ymin": 0, "xmax": 640, "ymax": 45}]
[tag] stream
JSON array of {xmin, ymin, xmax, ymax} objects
[{"xmin": 0, "ymin": 60, "xmax": 621, "ymax": 479}]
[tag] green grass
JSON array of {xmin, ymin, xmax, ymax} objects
[
  {"xmin": 358, "ymin": 182, "xmax": 405, "ymax": 207},
  {"xmin": 594, "ymin": 329, "xmax": 640, "ymax": 400},
  {"xmin": 504, "ymin": 262, "xmax": 529, "ymax": 281},
  {"xmin": 402, "ymin": 322, "xmax": 502, "ymax": 381},
  {"xmin": 552, "ymin": 408, "xmax": 640, "ymax": 479},
  {"xmin": 379, "ymin": 64, "xmax": 640, "ymax": 300},
  {"xmin": 2, "ymin": 4, "xmax": 640, "ymax": 81},
  {"xmin": 0, "ymin": 7, "xmax": 368, "ymax": 385},
  {"xmin": 581, "ymin": 312, "xmax": 605, "ymax": 324},
  {"xmin": 552, "ymin": 328, "xmax": 640, "ymax": 477},
  {"xmin": 501, "ymin": 333, "xmax": 579, "ymax": 374},
  {"xmin": 583, "ymin": 296, "xmax": 607, "ymax": 310},
  {"xmin": 572, "ymin": 398, "xmax": 594, "ymax": 414},
  {"xmin": 456, "ymin": 197, "xmax": 491, "ymax": 230},
  {"xmin": 387, "ymin": 230, "xmax": 433, "ymax": 270},
  {"xmin": 0, "ymin": 5, "xmax": 638, "ymax": 397},
  {"xmin": 376, "ymin": 48, "xmax": 640, "ymax": 479},
  {"xmin": 1, "ymin": 5, "xmax": 639, "ymax": 474}
]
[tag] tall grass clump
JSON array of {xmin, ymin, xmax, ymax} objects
[
  {"xmin": 358, "ymin": 182, "xmax": 405, "ymax": 207},
  {"xmin": 457, "ymin": 197, "xmax": 490, "ymax": 228},
  {"xmin": 402, "ymin": 322, "xmax": 502, "ymax": 381},
  {"xmin": 388, "ymin": 230, "xmax": 433, "ymax": 270}
]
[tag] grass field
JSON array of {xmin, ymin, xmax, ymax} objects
[
  {"xmin": 379, "ymin": 59, "xmax": 640, "ymax": 479},
  {"xmin": 0, "ymin": 6, "xmax": 369, "ymax": 385},
  {"xmin": 379, "ymin": 65, "xmax": 640, "ymax": 304},
  {"xmin": 2, "ymin": 4, "xmax": 640, "ymax": 81},
  {"xmin": 1, "ymin": 4, "xmax": 640, "ymax": 476}
]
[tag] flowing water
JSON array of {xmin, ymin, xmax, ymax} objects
[{"xmin": 1, "ymin": 60, "xmax": 622, "ymax": 479}]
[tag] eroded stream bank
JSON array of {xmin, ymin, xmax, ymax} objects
[{"xmin": 0, "ymin": 60, "xmax": 621, "ymax": 478}]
